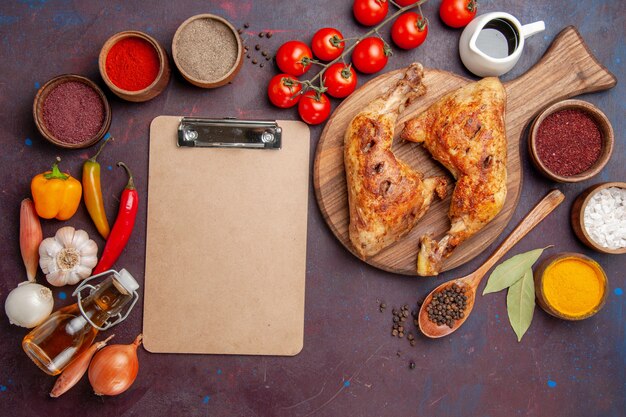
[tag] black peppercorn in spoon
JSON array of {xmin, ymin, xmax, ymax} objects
[{"xmin": 418, "ymin": 189, "xmax": 565, "ymax": 338}]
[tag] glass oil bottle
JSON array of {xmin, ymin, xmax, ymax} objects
[{"xmin": 22, "ymin": 269, "xmax": 139, "ymax": 376}]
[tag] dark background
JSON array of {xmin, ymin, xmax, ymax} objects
[{"xmin": 0, "ymin": 1, "xmax": 624, "ymax": 416}]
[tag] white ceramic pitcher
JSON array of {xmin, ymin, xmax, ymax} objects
[{"xmin": 459, "ymin": 12, "xmax": 545, "ymax": 77}]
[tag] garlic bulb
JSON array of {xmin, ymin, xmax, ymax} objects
[
  {"xmin": 39, "ymin": 227, "xmax": 98, "ymax": 287},
  {"xmin": 5, "ymin": 281, "xmax": 53, "ymax": 328}
]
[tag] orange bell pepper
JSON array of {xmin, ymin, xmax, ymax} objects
[{"xmin": 31, "ymin": 157, "xmax": 82, "ymax": 220}]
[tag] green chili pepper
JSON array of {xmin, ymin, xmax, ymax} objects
[{"xmin": 82, "ymin": 138, "xmax": 112, "ymax": 239}]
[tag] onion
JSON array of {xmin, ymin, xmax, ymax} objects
[
  {"xmin": 50, "ymin": 335, "xmax": 114, "ymax": 398},
  {"xmin": 5, "ymin": 281, "xmax": 53, "ymax": 328},
  {"xmin": 88, "ymin": 334, "xmax": 142, "ymax": 396}
]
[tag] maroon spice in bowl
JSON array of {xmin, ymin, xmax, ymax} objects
[
  {"xmin": 529, "ymin": 99, "xmax": 614, "ymax": 183},
  {"xmin": 33, "ymin": 74, "xmax": 111, "ymax": 149},
  {"xmin": 535, "ymin": 109, "xmax": 601, "ymax": 177},
  {"xmin": 43, "ymin": 81, "xmax": 105, "ymax": 144}
]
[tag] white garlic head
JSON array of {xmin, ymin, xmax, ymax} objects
[{"xmin": 39, "ymin": 226, "xmax": 98, "ymax": 287}]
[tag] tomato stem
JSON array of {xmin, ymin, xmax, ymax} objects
[
  {"xmin": 330, "ymin": 35, "xmax": 344, "ymax": 48},
  {"xmin": 300, "ymin": 0, "xmax": 428, "ymax": 91},
  {"xmin": 417, "ymin": 3, "xmax": 428, "ymax": 31}
]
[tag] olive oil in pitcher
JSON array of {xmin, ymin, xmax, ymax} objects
[{"xmin": 22, "ymin": 269, "xmax": 139, "ymax": 375}]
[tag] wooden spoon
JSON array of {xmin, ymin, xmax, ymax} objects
[{"xmin": 418, "ymin": 189, "xmax": 565, "ymax": 338}]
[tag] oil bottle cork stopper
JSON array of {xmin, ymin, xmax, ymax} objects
[{"xmin": 116, "ymin": 269, "xmax": 139, "ymax": 292}]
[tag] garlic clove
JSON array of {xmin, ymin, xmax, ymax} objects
[
  {"xmin": 65, "ymin": 270, "xmax": 81, "ymax": 286},
  {"xmin": 55, "ymin": 226, "xmax": 77, "ymax": 248},
  {"xmin": 81, "ymin": 255, "xmax": 98, "ymax": 270},
  {"xmin": 71, "ymin": 229, "xmax": 90, "ymax": 251},
  {"xmin": 39, "ymin": 237, "xmax": 63, "ymax": 260},
  {"xmin": 80, "ymin": 240, "xmax": 98, "ymax": 258},
  {"xmin": 75, "ymin": 264, "xmax": 95, "ymax": 280},
  {"xmin": 40, "ymin": 251, "xmax": 60, "ymax": 274},
  {"xmin": 46, "ymin": 270, "xmax": 69, "ymax": 287}
]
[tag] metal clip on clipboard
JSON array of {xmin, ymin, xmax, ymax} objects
[{"xmin": 177, "ymin": 117, "xmax": 282, "ymax": 149}]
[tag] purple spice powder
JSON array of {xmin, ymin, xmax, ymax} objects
[{"xmin": 42, "ymin": 81, "xmax": 105, "ymax": 144}]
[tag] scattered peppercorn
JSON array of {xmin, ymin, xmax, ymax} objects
[
  {"xmin": 252, "ymin": 59, "xmax": 258, "ymax": 64},
  {"xmin": 259, "ymin": 32, "xmax": 265, "ymax": 38},
  {"xmin": 255, "ymin": 44, "xmax": 261, "ymax": 51},
  {"xmin": 266, "ymin": 56, "xmax": 271, "ymax": 61},
  {"xmin": 426, "ymin": 283, "xmax": 468, "ymax": 328},
  {"xmin": 244, "ymin": 23, "xmax": 250, "ymax": 28},
  {"xmin": 260, "ymin": 63, "xmax": 264, "ymax": 68},
  {"xmin": 266, "ymin": 32, "xmax": 273, "ymax": 38},
  {"xmin": 237, "ymin": 28, "xmax": 243, "ymax": 34},
  {"xmin": 389, "ymin": 303, "xmax": 420, "ymax": 345},
  {"xmin": 409, "ymin": 361, "xmax": 416, "ymax": 370}
]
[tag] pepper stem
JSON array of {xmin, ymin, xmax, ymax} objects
[
  {"xmin": 117, "ymin": 162, "xmax": 135, "ymax": 190},
  {"xmin": 89, "ymin": 136, "xmax": 113, "ymax": 162},
  {"xmin": 44, "ymin": 157, "xmax": 69, "ymax": 180}
]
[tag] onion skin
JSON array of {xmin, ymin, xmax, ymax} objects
[
  {"xmin": 50, "ymin": 335, "xmax": 114, "ymax": 398},
  {"xmin": 20, "ymin": 198, "xmax": 42, "ymax": 282},
  {"xmin": 5, "ymin": 281, "xmax": 53, "ymax": 328},
  {"xmin": 88, "ymin": 334, "xmax": 142, "ymax": 396}
]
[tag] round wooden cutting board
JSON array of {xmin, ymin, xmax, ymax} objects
[{"xmin": 313, "ymin": 27, "xmax": 616, "ymax": 275}]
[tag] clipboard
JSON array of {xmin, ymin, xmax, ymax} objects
[{"xmin": 143, "ymin": 116, "xmax": 310, "ymax": 356}]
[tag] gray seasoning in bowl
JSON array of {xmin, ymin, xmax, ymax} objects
[{"xmin": 173, "ymin": 14, "xmax": 244, "ymax": 88}]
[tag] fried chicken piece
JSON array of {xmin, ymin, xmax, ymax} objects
[
  {"xmin": 345, "ymin": 63, "xmax": 448, "ymax": 259},
  {"xmin": 401, "ymin": 77, "xmax": 507, "ymax": 276}
]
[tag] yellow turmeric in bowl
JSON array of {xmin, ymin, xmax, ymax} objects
[{"xmin": 542, "ymin": 257, "xmax": 605, "ymax": 317}]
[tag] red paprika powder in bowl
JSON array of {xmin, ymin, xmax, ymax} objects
[
  {"xmin": 99, "ymin": 31, "xmax": 171, "ymax": 102},
  {"xmin": 528, "ymin": 99, "xmax": 614, "ymax": 183}
]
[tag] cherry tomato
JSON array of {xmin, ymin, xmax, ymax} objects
[
  {"xmin": 395, "ymin": 0, "xmax": 419, "ymax": 5},
  {"xmin": 276, "ymin": 41, "xmax": 313, "ymax": 76},
  {"xmin": 311, "ymin": 28, "xmax": 345, "ymax": 61},
  {"xmin": 391, "ymin": 12, "xmax": 428, "ymax": 50},
  {"xmin": 298, "ymin": 91, "xmax": 331, "ymax": 125},
  {"xmin": 323, "ymin": 63, "xmax": 358, "ymax": 98},
  {"xmin": 439, "ymin": 0, "xmax": 478, "ymax": 28},
  {"xmin": 267, "ymin": 74, "xmax": 302, "ymax": 108},
  {"xmin": 351, "ymin": 37, "xmax": 389, "ymax": 74},
  {"xmin": 353, "ymin": 0, "xmax": 388, "ymax": 26}
]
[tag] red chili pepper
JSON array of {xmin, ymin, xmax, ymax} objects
[{"xmin": 93, "ymin": 162, "xmax": 138, "ymax": 275}]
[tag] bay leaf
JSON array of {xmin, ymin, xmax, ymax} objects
[
  {"xmin": 482, "ymin": 247, "xmax": 549, "ymax": 295},
  {"xmin": 507, "ymin": 268, "xmax": 536, "ymax": 342}
]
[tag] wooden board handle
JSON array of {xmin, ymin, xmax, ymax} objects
[{"xmin": 505, "ymin": 26, "xmax": 616, "ymax": 119}]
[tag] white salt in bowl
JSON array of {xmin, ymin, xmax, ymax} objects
[{"xmin": 571, "ymin": 182, "xmax": 626, "ymax": 255}]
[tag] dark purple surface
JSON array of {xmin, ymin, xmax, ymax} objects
[{"xmin": 0, "ymin": 1, "xmax": 624, "ymax": 416}]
